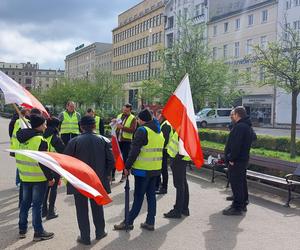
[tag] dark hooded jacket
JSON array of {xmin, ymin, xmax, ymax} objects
[
  {"xmin": 64, "ymin": 132, "xmax": 115, "ymax": 194},
  {"xmin": 224, "ymin": 116, "xmax": 255, "ymax": 163},
  {"xmin": 44, "ymin": 127, "xmax": 65, "ymax": 153},
  {"xmin": 16, "ymin": 128, "xmax": 53, "ymax": 181}
]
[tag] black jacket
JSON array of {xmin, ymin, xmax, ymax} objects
[
  {"xmin": 64, "ymin": 132, "xmax": 115, "ymax": 194},
  {"xmin": 16, "ymin": 128, "xmax": 53, "ymax": 181},
  {"xmin": 161, "ymin": 119, "xmax": 171, "ymax": 149},
  {"xmin": 224, "ymin": 117, "xmax": 255, "ymax": 163},
  {"xmin": 44, "ymin": 127, "xmax": 65, "ymax": 153},
  {"xmin": 9, "ymin": 113, "xmax": 19, "ymax": 138},
  {"xmin": 125, "ymin": 119, "xmax": 162, "ymax": 176}
]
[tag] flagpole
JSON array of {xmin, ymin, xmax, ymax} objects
[{"xmin": 12, "ymin": 103, "xmax": 30, "ymax": 128}]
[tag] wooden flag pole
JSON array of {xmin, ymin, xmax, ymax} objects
[{"xmin": 12, "ymin": 103, "xmax": 30, "ymax": 128}]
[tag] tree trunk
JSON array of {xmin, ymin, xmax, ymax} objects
[{"xmin": 290, "ymin": 91, "xmax": 298, "ymax": 158}]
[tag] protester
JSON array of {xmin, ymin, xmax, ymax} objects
[
  {"xmin": 86, "ymin": 108, "xmax": 104, "ymax": 135},
  {"xmin": 64, "ymin": 115, "xmax": 114, "ymax": 245},
  {"xmin": 114, "ymin": 109, "xmax": 164, "ymax": 231}
]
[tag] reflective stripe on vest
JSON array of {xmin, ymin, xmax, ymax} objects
[
  {"xmin": 15, "ymin": 135, "xmax": 47, "ymax": 182},
  {"xmin": 60, "ymin": 111, "xmax": 79, "ymax": 134},
  {"xmin": 117, "ymin": 113, "xmax": 135, "ymax": 140},
  {"xmin": 95, "ymin": 115, "xmax": 100, "ymax": 135},
  {"xmin": 166, "ymin": 132, "xmax": 190, "ymax": 161},
  {"xmin": 10, "ymin": 118, "xmax": 29, "ymax": 150},
  {"xmin": 132, "ymin": 127, "xmax": 164, "ymax": 171}
]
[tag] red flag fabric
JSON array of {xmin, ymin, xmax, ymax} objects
[
  {"xmin": 162, "ymin": 74, "xmax": 204, "ymax": 168},
  {"xmin": 110, "ymin": 126, "xmax": 125, "ymax": 171},
  {"xmin": 8, "ymin": 150, "xmax": 112, "ymax": 205},
  {"xmin": 0, "ymin": 71, "xmax": 49, "ymax": 117}
]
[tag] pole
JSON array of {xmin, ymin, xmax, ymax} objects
[{"xmin": 12, "ymin": 103, "xmax": 30, "ymax": 128}]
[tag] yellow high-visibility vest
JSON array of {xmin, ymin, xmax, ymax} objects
[
  {"xmin": 117, "ymin": 113, "xmax": 135, "ymax": 140},
  {"xmin": 166, "ymin": 132, "xmax": 190, "ymax": 161},
  {"xmin": 60, "ymin": 111, "xmax": 79, "ymax": 134}
]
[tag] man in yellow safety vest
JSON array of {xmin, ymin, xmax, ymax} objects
[{"xmin": 86, "ymin": 108, "xmax": 104, "ymax": 135}]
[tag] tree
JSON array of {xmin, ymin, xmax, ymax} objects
[{"xmin": 253, "ymin": 25, "xmax": 300, "ymax": 158}]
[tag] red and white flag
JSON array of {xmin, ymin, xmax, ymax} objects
[
  {"xmin": 8, "ymin": 150, "xmax": 112, "ymax": 205},
  {"xmin": 0, "ymin": 71, "xmax": 49, "ymax": 117},
  {"xmin": 110, "ymin": 123, "xmax": 125, "ymax": 171},
  {"xmin": 162, "ymin": 74, "xmax": 204, "ymax": 168}
]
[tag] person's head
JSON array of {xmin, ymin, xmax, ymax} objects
[
  {"xmin": 232, "ymin": 106, "xmax": 247, "ymax": 122},
  {"xmin": 80, "ymin": 115, "xmax": 96, "ymax": 132},
  {"xmin": 122, "ymin": 103, "xmax": 132, "ymax": 116},
  {"xmin": 230, "ymin": 109, "xmax": 235, "ymax": 123},
  {"xmin": 86, "ymin": 108, "xmax": 95, "ymax": 117},
  {"xmin": 20, "ymin": 108, "xmax": 30, "ymax": 117},
  {"xmin": 66, "ymin": 101, "xmax": 76, "ymax": 113},
  {"xmin": 137, "ymin": 109, "xmax": 153, "ymax": 125},
  {"xmin": 30, "ymin": 108, "xmax": 42, "ymax": 115},
  {"xmin": 30, "ymin": 114, "xmax": 47, "ymax": 133},
  {"xmin": 156, "ymin": 109, "xmax": 165, "ymax": 122},
  {"xmin": 47, "ymin": 116, "xmax": 60, "ymax": 129}
]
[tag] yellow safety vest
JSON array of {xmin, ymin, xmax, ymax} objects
[
  {"xmin": 10, "ymin": 118, "xmax": 29, "ymax": 150},
  {"xmin": 15, "ymin": 135, "xmax": 47, "ymax": 182},
  {"xmin": 117, "ymin": 113, "xmax": 135, "ymax": 140},
  {"xmin": 95, "ymin": 115, "xmax": 101, "ymax": 135},
  {"xmin": 45, "ymin": 135, "xmax": 56, "ymax": 152},
  {"xmin": 166, "ymin": 132, "xmax": 190, "ymax": 161},
  {"xmin": 161, "ymin": 120, "xmax": 173, "ymax": 149},
  {"xmin": 132, "ymin": 127, "xmax": 164, "ymax": 171},
  {"xmin": 60, "ymin": 111, "xmax": 79, "ymax": 134}
]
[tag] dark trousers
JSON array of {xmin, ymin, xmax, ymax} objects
[
  {"xmin": 112, "ymin": 141, "xmax": 131, "ymax": 178},
  {"xmin": 228, "ymin": 161, "xmax": 248, "ymax": 210},
  {"xmin": 156, "ymin": 151, "xmax": 169, "ymax": 190},
  {"xmin": 43, "ymin": 175, "xmax": 60, "ymax": 214},
  {"xmin": 128, "ymin": 175, "xmax": 157, "ymax": 225},
  {"xmin": 61, "ymin": 133, "xmax": 78, "ymax": 146},
  {"xmin": 171, "ymin": 157, "xmax": 189, "ymax": 213},
  {"xmin": 74, "ymin": 193, "xmax": 105, "ymax": 241}
]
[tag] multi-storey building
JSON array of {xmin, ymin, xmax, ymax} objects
[
  {"xmin": 112, "ymin": 0, "xmax": 165, "ymax": 109},
  {"xmin": 65, "ymin": 42, "xmax": 112, "ymax": 80},
  {"xmin": 164, "ymin": 0, "xmax": 208, "ymax": 48},
  {"xmin": 208, "ymin": 0, "xmax": 278, "ymax": 125},
  {"xmin": 0, "ymin": 62, "xmax": 64, "ymax": 90}
]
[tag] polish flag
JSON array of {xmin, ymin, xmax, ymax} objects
[
  {"xmin": 110, "ymin": 124, "xmax": 125, "ymax": 171},
  {"xmin": 8, "ymin": 150, "xmax": 112, "ymax": 205},
  {"xmin": 0, "ymin": 71, "xmax": 49, "ymax": 117},
  {"xmin": 162, "ymin": 74, "xmax": 204, "ymax": 168}
]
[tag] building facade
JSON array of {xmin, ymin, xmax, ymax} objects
[
  {"xmin": 208, "ymin": 0, "xmax": 278, "ymax": 125},
  {"xmin": 0, "ymin": 62, "xmax": 64, "ymax": 90},
  {"xmin": 112, "ymin": 0, "xmax": 165, "ymax": 109},
  {"xmin": 65, "ymin": 42, "xmax": 112, "ymax": 80}
]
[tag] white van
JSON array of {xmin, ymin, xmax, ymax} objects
[{"xmin": 195, "ymin": 108, "xmax": 232, "ymax": 128}]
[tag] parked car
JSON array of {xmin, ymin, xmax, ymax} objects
[{"xmin": 195, "ymin": 108, "xmax": 232, "ymax": 128}]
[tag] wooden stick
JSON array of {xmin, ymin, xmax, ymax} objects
[{"xmin": 12, "ymin": 103, "xmax": 30, "ymax": 128}]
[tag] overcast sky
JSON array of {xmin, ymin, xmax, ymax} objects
[{"xmin": 0, "ymin": 0, "xmax": 140, "ymax": 70}]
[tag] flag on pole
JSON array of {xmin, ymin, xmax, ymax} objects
[
  {"xmin": 8, "ymin": 150, "xmax": 112, "ymax": 205},
  {"xmin": 162, "ymin": 74, "xmax": 204, "ymax": 168},
  {"xmin": 0, "ymin": 71, "xmax": 49, "ymax": 117},
  {"xmin": 110, "ymin": 122, "xmax": 125, "ymax": 171}
]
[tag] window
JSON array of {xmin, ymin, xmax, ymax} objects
[
  {"xmin": 207, "ymin": 110, "xmax": 216, "ymax": 117},
  {"xmin": 235, "ymin": 18, "xmax": 240, "ymax": 30},
  {"xmin": 259, "ymin": 67, "xmax": 265, "ymax": 81},
  {"xmin": 223, "ymin": 44, "xmax": 228, "ymax": 59},
  {"xmin": 217, "ymin": 110, "xmax": 231, "ymax": 116},
  {"xmin": 213, "ymin": 25, "xmax": 217, "ymax": 36},
  {"xmin": 286, "ymin": 0, "xmax": 291, "ymax": 9},
  {"xmin": 246, "ymin": 39, "xmax": 253, "ymax": 54},
  {"xmin": 213, "ymin": 47, "xmax": 217, "ymax": 59},
  {"xmin": 293, "ymin": 20, "xmax": 300, "ymax": 29},
  {"xmin": 295, "ymin": 0, "xmax": 300, "ymax": 6},
  {"xmin": 184, "ymin": 8, "xmax": 188, "ymax": 19},
  {"xmin": 195, "ymin": 4, "xmax": 201, "ymax": 16},
  {"xmin": 261, "ymin": 10, "xmax": 268, "ymax": 23},
  {"xmin": 260, "ymin": 36, "xmax": 267, "ymax": 49},
  {"xmin": 234, "ymin": 42, "xmax": 240, "ymax": 57},
  {"xmin": 224, "ymin": 22, "xmax": 229, "ymax": 33},
  {"xmin": 246, "ymin": 67, "xmax": 252, "ymax": 80},
  {"xmin": 248, "ymin": 14, "xmax": 254, "ymax": 26},
  {"xmin": 168, "ymin": 16, "xmax": 174, "ymax": 28}
]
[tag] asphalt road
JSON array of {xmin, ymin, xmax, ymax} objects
[{"xmin": 0, "ymin": 117, "xmax": 300, "ymax": 250}]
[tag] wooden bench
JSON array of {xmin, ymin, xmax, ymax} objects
[{"xmin": 202, "ymin": 147, "xmax": 300, "ymax": 207}]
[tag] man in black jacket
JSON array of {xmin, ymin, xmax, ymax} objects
[
  {"xmin": 223, "ymin": 106, "xmax": 254, "ymax": 216},
  {"xmin": 64, "ymin": 116, "xmax": 114, "ymax": 245}
]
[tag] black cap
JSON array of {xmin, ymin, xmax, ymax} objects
[
  {"xmin": 80, "ymin": 115, "xmax": 96, "ymax": 126},
  {"xmin": 138, "ymin": 109, "xmax": 153, "ymax": 122},
  {"xmin": 30, "ymin": 114, "xmax": 46, "ymax": 129}
]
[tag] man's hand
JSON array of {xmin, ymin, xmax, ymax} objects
[
  {"xmin": 124, "ymin": 169, "xmax": 130, "ymax": 176},
  {"xmin": 48, "ymin": 179, "xmax": 55, "ymax": 187},
  {"xmin": 229, "ymin": 161, "xmax": 234, "ymax": 166},
  {"xmin": 116, "ymin": 123, "xmax": 123, "ymax": 129}
]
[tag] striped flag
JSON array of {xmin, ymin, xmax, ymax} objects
[{"xmin": 110, "ymin": 123, "xmax": 125, "ymax": 171}]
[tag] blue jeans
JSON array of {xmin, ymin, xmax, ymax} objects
[
  {"xmin": 19, "ymin": 181, "xmax": 48, "ymax": 233},
  {"xmin": 128, "ymin": 175, "xmax": 157, "ymax": 225}
]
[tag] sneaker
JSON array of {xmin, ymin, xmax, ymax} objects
[
  {"xmin": 77, "ymin": 236, "xmax": 91, "ymax": 245},
  {"xmin": 155, "ymin": 188, "xmax": 167, "ymax": 195},
  {"xmin": 182, "ymin": 209, "xmax": 190, "ymax": 216},
  {"xmin": 163, "ymin": 209, "xmax": 182, "ymax": 219},
  {"xmin": 113, "ymin": 222, "xmax": 133, "ymax": 231},
  {"xmin": 33, "ymin": 231, "xmax": 54, "ymax": 241},
  {"xmin": 96, "ymin": 231, "xmax": 108, "ymax": 240},
  {"xmin": 222, "ymin": 206, "xmax": 242, "ymax": 216},
  {"xmin": 46, "ymin": 212, "xmax": 58, "ymax": 220},
  {"xmin": 226, "ymin": 196, "xmax": 234, "ymax": 201},
  {"xmin": 140, "ymin": 222, "xmax": 154, "ymax": 231},
  {"xmin": 19, "ymin": 230, "xmax": 27, "ymax": 239}
]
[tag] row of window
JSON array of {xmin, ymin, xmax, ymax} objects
[
  {"xmin": 213, "ymin": 10, "xmax": 268, "ymax": 36},
  {"xmin": 114, "ymin": 14, "xmax": 164, "ymax": 43},
  {"xmin": 286, "ymin": 0, "xmax": 300, "ymax": 9},
  {"xmin": 212, "ymin": 36, "xmax": 268, "ymax": 59},
  {"xmin": 127, "ymin": 68, "xmax": 161, "ymax": 82},
  {"xmin": 113, "ymin": 51, "xmax": 160, "ymax": 71},
  {"xmin": 113, "ymin": 32, "xmax": 162, "ymax": 57},
  {"xmin": 233, "ymin": 67, "xmax": 265, "ymax": 82}
]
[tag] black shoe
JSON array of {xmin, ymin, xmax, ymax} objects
[
  {"xmin": 19, "ymin": 230, "xmax": 27, "ymax": 239},
  {"xmin": 113, "ymin": 222, "xmax": 134, "ymax": 231},
  {"xmin": 222, "ymin": 206, "xmax": 242, "ymax": 216},
  {"xmin": 96, "ymin": 231, "xmax": 108, "ymax": 240},
  {"xmin": 156, "ymin": 188, "xmax": 167, "ymax": 195},
  {"xmin": 140, "ymin": 222, "xmax": 154, "ymax": 231},
  {"xmin": 242, "ymin": 206, "xmax": 247, "ymax": 212},
  {"xmin": 182, "ymin": 209, "xmax": 190, "ymax": 216},
  {"xmin": 33, "ymin": 231, "xmax": 54, "ymax": 241},
  {"xmin": 46, "ymin": 212, "xmax": 58, "ymax": 220},
  {"xmin": 77, "ymin": 236, "xmax": 91, "ymax": 245},
  {"xmin": 226, "ymin": 196, "xmax": 234, "ymax": 201},
  {"xmin": 42, "ymin": 210, "xmax": 48, "ymax": 218},
  {"xmin": 164, "ymin": 209, "xmax": 182, "ymax": 219}
]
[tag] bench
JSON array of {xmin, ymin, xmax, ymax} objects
[{"xmin": 202, "ymin": 147, "xmax": 300, "ymax": 207}]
